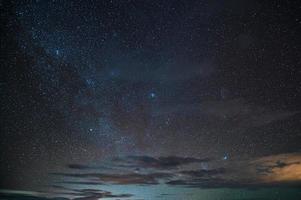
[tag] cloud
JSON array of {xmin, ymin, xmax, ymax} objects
[
  {"xmin": 67, "ymin": 164, "xmax": 111, "ymax": 170},
  {"xmin": 0, "ymin": 187, "xmax": 133, "ymax": 200},
  {"xmin": 252, "ymin": 153, "xmax": 301, "ymax": 184},
  {"xmin": 70, "ymin": 189, "xmax": 132, "ymax": 200},
  {"xmin": 54, "ymin": 181, "xmax": 104, "ymax": 185},
  {"xmin": 3, "ymin": 154, "xmax": 300, "ymax": 199},
  {"xmin": 67, "ymin": 164, "xmax": 93, "ymax": 170},
  {"xmin": 118, "ymin": 155, "xmax": 211, "ymax": 169},
  {"xmin": 179, "ymin": 168, "xmax": 226, "ymax": 177},
  {"xmin": 51, "ymin": 154, "xmax": 301, "ymax": 190},
  {"xmin": 53, "ymin": 172, "xmax": 172, "ymax": 185},
  {"xmin": 165, "ymin": 178, "xmax": 249, "ymax": 189},
  {"xmin": 66, "ymin": 155, "xmax": 210, "ymax": 173}
]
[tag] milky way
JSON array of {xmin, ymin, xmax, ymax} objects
[{"xmin": 1, "ymin": 1, "xmax": 301, "ymax": 199}]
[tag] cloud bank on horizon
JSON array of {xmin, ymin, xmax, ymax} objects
[{"xmin": 1, "ymin": 153, "xmax": 300, "ymax": 200}]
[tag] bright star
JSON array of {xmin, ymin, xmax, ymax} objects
[{"xmin": 149, "ymin": 92, "xmax": 156, "ymax": 98}]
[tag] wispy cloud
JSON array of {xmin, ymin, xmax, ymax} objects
[
  {"xmin": 53, "ymin": 153, "xmax": 301, "ymax": 189},
  {"xmin": 0, "ymin": 188, "xmax": 133, "ymax": 200},
  {"xmin": 1, "ymin": 153, "xmax": 300, "ymax": 199},
  {"xmin": 114, "ymin": 155, "xmax": 211, "ymax": 169}
]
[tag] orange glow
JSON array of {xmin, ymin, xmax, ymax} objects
[
  {"xmin": 263, "ymin": 162, "xmax": 301, "ymax": 182},
  {"xmin": 254, "ymin": 153, "xmax": 301, "ymax": 183}
]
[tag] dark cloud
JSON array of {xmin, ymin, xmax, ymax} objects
[
  {"xmin": 0, "ymin": 193, "xmax": 69, "ymax": 200},
  {"xmin": 66, "ymin": 155, "xmax": 210, "ymax": 172},
  {"xmin": 179, "ymin": 168, "xmax": 226, "ymax": 177},
  {"xmin": 71, "ymin": 189, "xmax": 132, "ymax": 200},
  {"xmin": 67, "ymin": 164, "xmax": 92, "ymax": 170},
  {"xmin": 256, "ymin": 160, "xmax": 301, "ymax": 175},
  {"xmin": 165, "ymin": 178, "xmax": 246, "ymax": 189},
  {"xmin": 0, "ymin": 188, "xmax": 133, "ymax": 200},
  {"xmin": 54, "ymin": 154, "xmax": 301, "ymax": 189},
  {"xmin": 165, "ymin": 178, "xmax": 301, "ymax": 190},
  {"xmin": 54, "ymin": 181, "xmax": 104, "ymax": 185},
  {"xmin": 116, "ymin": 155, "xmax": 210, "ymax": 169},
  {"xmin": 66, "ymin": 164, "xmax": 111, "ymax": 170},
  {"xmin": 2, "ymin": 154, "xmax": 301, "ymax": 200},
  {"xmin": 52, "ymin": 172, "xmax": 172, "ymax": 185}
]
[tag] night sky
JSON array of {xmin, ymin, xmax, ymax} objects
[{"xmin": 1, "ymin": 0, "xmax": 301, "ymax": 199}]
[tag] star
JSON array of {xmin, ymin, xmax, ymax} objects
[{"xmin": 149, "ymin": 92, "xmax": 156, "ymax": 98}]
